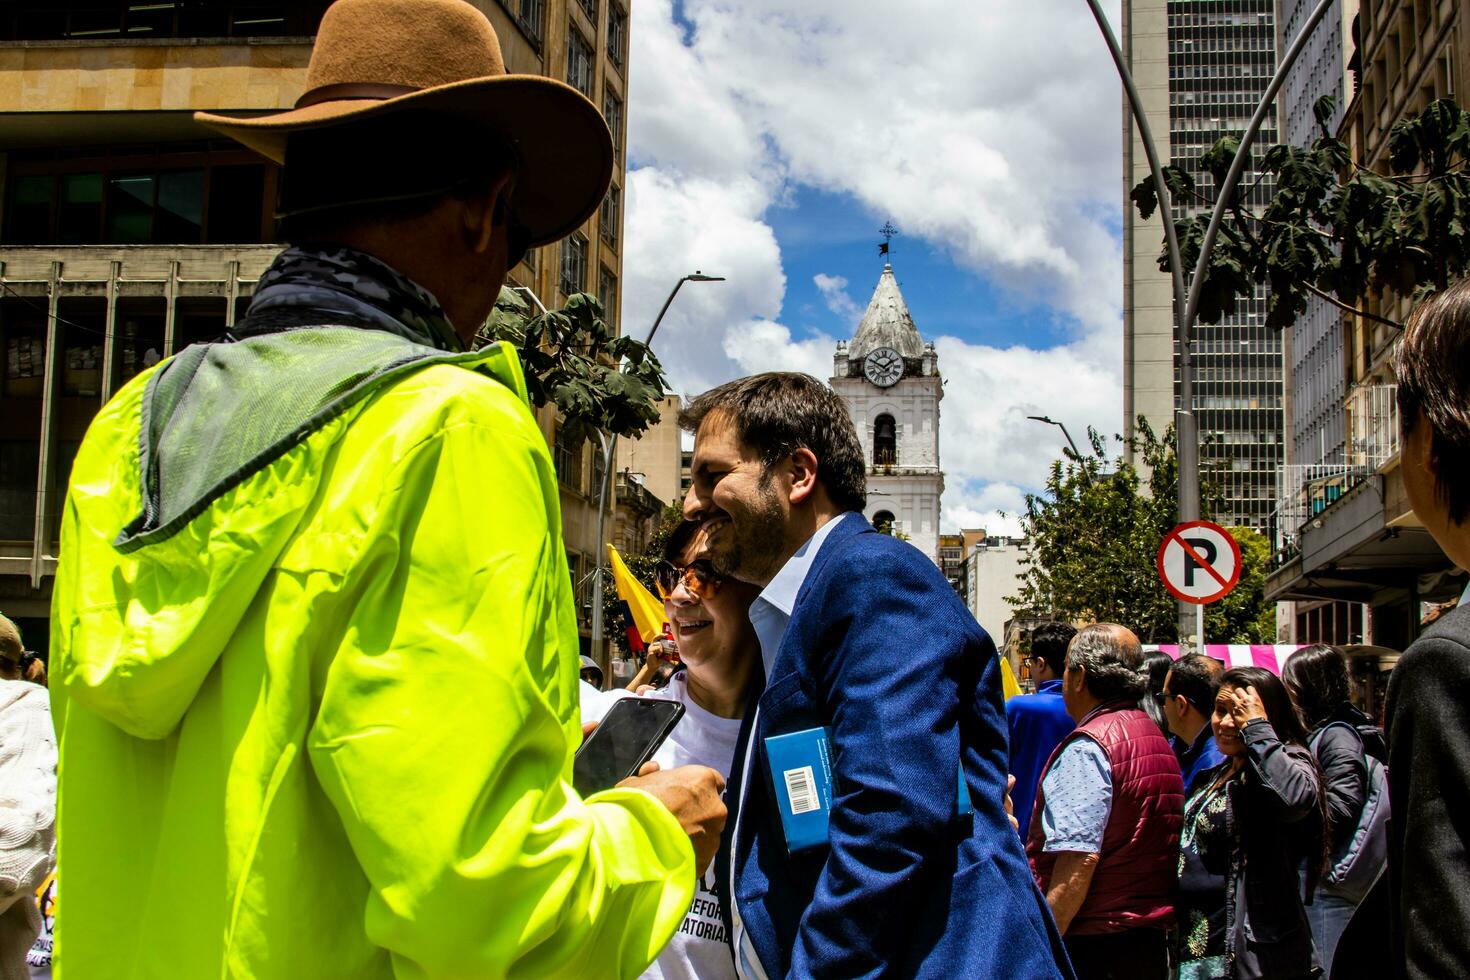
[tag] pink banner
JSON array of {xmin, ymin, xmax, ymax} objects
[{"xmin": 1145, "ymin": 645, "xmax": 1306, "ymax": 676}]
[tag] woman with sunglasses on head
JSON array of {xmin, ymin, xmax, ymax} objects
[
  {"xmin": 1175, "ymin": 666, "xmax": 1327, "ymax": 980},
  {"xmin": 583, "ymin": 519, "xmax": 761, "ymax": 980}
]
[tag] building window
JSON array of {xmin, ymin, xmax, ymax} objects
[
  {"xmin": 567, "ymin": 25, "xmax": 594, "ymax": 97},
  {"xmin": 873, "ymin": 414, "xmax": 897, "ymax": 465},
  {"xmin": 873, "ymin": 510, "xmax": 896, "ymax": 535},
  {"xmin": 607, "ymin": 3, "xmax": 627, "ymax": 69},
  {"xmin": 506, "ymin": 0, "xmax": 545, "ymax": 46},
  {"xmin": 598, "ymin": 266, "xmax": 618, "ymax": 330},
  {"xmin": 603, "ymin": 90, "xmax": 624, "ymax": 161},
  {"xmin": 561, "ymin": 233, "xmax": 588, "ymax": 297},
  {"xmin": 578, "ymin": 0, "xmax": 598, "ymax": 26},
  {"xmin": 600, "ymin": 185, "xmax": 620, "ymax": 247},
  {"xmin": 0, "ymin": 3, "xmax": 332, "ymax": 41},
  {"xmin": 553, "ymin": 422, "xmax": 584, "ymax": 491},
  {"xmin": 3, "ymin": 151, "xmax": 269, "ymax": 246}
]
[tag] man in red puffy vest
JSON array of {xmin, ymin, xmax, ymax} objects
[{"xmin": 1026, "ymin": 624, "xmax": 1184, "ymax": 980}]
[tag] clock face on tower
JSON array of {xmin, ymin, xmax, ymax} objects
[{"xmin": 863, "ymin": 346, "xmax": 904, "ymax": 387}]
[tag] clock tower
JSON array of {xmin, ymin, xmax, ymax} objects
[{"xmin": 831, "ymin": 263, "xmax": 944, "ymax": 563}]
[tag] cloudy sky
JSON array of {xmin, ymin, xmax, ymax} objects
[{"xmin": 621, "ymin": 0, "xmax": 1125, "ymax": 535}]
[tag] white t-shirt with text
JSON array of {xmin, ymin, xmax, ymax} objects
[{"xmin": 581, "ymin": 674, "xmax": 741, "ymax": 980}]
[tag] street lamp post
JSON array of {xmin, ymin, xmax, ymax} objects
[
  {"xmin": 1084, "ymin": 0, "xmax": 1335, "ymax": 649},
  {"xmin": 1026, "ymin": 415, "xmax": 1083, "ymax": 460},
  {"xmin": 588, "ymin": 272, "xmax": 725, "ymax": 661}
]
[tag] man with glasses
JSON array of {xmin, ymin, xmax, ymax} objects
[
  {"xmin": 1158, "ymin": 653, "xmax": 1226, "ymax": 789},
  {"xmin": 1008, "ymin": 622, "xmax": 1079, "ymax": 838}
]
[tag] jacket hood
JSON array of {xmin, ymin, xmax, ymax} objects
[{"xmin": 53, "ymin": 329, "xmax": 528, "ymax": 740}]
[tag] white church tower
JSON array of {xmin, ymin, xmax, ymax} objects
[{"xmin": 830, "ymin": 262, "xmax": 944, "ymax": 563}]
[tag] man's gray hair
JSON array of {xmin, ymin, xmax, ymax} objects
[{"xmin": 1065, "ymin": 623, "xmax": 1146, "ymax": 702}]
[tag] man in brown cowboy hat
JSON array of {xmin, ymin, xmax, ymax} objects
[{"xmin": 47, "ymin": 2, "xmax": 725, "ymax": 977}]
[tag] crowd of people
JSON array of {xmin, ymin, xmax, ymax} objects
[{"xmin": 3, "ymin": 0, "xmax": 1470, "ymax": 977}]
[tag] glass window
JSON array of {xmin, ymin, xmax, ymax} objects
[
  {"xmin": 58, "ymin": 173, "xmax": 103, "ymax": 244},
  {"xmin": 106, "ymin": 174, "xmax": 156, "ymax": 243},
  {"xmin": 114, "ymin": 298, "xmax": 166, "ymax": 390},
  {"xmin": 0, "ymin": 440, "xmax": 39, "ymax": 542},
  {"xmin": 554, "ymin": 423, "xmax": 583, "ymax": 491},
  {"xmin": 561, "ymin": 233, "xmax": 587, "ymax": 297},
  {"xmin": 512, "ymin": 0, "xmax": 545, "ymax": 45},
  {"xmin": 579, "ymin": 0, "xmax": 598, "ymax": 25},
  {"xmin": 600, "ymin": 184, "xmax": 620, "ymax": 246},
  {"xmin": 567, "ymin": 25, "xmax": 594, "ymax": 97},
  {"xmin": 603, "ymin": 90, "xmax": 624, "ymax": 161},
  {"xmin": 5, "ymin": 175, "xmax": 52, "ymax": 245},
  {"xmin": 155, "ymin": 170, "xmax": 204, "ymax": 243},
  {"xmin": 598, "ymin": 266, "xmax": 617, "ymax": 330},
  {"xmin": 608, "ymin": 4, "xmax": 627, "ymax": 68},
  {"xmin": 206, "ymin": 165, "xmax": 265, "ymax": 243}
]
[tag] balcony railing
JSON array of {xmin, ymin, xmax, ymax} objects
[{"xmin": 1346, "ymin": 383, "xmax": 1399, "ymax": 469}]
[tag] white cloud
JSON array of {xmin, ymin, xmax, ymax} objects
[
  {"xmin": 623, "ymin": 0, "xmax": 1126, "ymax": 530},
  {"xmin": 812, "ymin": 273, "xmax": 861, "ymax": 324}
]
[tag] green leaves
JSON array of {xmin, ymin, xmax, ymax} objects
[
  {"xmin": 476, "ymin": 288, "xmax": 670, "ymax": 442},
  {"xmin": 1010, "ymin": 419, "xmax": 1274, "ymax": 644},
  {"xmin": 1131, "ymin": 97, "xmax": 1470, "ymax": 333}
]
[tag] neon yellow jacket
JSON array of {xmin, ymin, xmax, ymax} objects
[{"xmin": 49, "ymin": 341, "xmax": 694, "ymax": 978}]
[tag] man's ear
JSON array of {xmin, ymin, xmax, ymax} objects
[
  {"xmin": 463, "ymin": 170, "xmax": 515, "ymax": 254},
  {"xmin": 787, "ymin": 447, "xmax": 820, "ymax": 505}
]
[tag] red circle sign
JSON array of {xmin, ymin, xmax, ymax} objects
[{"xmin": 1156, "ymin": 520, "xmax": 1242, "ymax": 605}]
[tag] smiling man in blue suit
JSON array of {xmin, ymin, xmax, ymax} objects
[{"xmin": 680, "ymin": 372, "xmax": 1072, "ymax": 979}]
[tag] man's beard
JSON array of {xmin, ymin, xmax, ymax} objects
[{"xmin": 712, "ymin": 473, "xmax": 787, "ymax": 586}]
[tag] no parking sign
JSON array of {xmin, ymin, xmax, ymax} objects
[{"xmin": 1156, "ymin": 520, "xmax": 1241, "ymax": 605}]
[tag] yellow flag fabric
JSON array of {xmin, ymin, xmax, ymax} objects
[
  {"xmin": 608, "ymin": 543, "xmax": 666, "ymax": 643},
  {"xmin": 1001, "ymin": 658, "xmax": 1023, "ymax": 701}
]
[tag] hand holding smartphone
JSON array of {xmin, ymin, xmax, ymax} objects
[{"xmin": 574, "ymin": 697, "xmax": 685, "ymax": 797}]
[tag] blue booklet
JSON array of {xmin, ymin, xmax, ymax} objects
[{"xmin": 764, "ymin": 727, "xmax": 973, "ymax": 853}]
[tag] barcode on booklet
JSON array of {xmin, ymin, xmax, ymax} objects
[{"xmin": 784, "ymin": 765, "xmax": 820, "ymax": 815}]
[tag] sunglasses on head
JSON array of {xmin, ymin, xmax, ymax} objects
[{"xmin": 654, "ymin": 559, "xmax": 723, "ymax": 601}]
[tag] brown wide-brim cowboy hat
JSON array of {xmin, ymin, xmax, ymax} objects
[{"xmin": 195, "ymin": 0, "xmax": 612, "ymax": 249}]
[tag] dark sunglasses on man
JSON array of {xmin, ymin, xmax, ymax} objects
[{"xmin": 653, "ymin": 559, "xmax": 723, "ymax": 601}]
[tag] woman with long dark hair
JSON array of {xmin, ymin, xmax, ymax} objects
[
  {"xmin": 1281, "ymin": 644, "xmax": 1388, "ymax": 974},
  {"xmin": 1175, "ymin": 666, "xmax": 1326, "ymax": 980},
  {"xmin": 1140, "ymin": 649, "xmax": 1175, "ymax": 737}
]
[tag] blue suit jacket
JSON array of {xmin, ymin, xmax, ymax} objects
[
  {"xmin": 1005, "ymin": 680, "xmax": 1076, "ymax": 840},
  {"xmin": 718, "ymin": 515, "xmax": 1073, "ymax": 978}
]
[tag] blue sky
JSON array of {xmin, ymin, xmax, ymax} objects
[{"xmin": 621, "ymin": 0, "xmax": 1126, "ymax": 532}]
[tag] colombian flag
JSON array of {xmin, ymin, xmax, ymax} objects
[{"xmin": 607, "ymin": 543, "xmax": 666, "ymax": 644}]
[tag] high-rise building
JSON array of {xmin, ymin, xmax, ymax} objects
[
  {"xmin": 830, "ymin": 263, "xmax": 944, "ymax": 563},
  {"xmin": 0, "ymin": 0, "xmax": 631, "ymax": 655},
  {"xmin": 1122, "ymin": 0, "xmax": 1286, "ymax": 532},
  {"xmin": 1265, "ymin": 0, "xmax": 1466, "ymax": 652}
]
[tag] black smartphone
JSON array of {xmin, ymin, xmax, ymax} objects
[{"xmin": 574, "ymin": 697, "xmax": 686, "ymax": 797}]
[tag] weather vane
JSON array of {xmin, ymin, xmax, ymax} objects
[{"xmin": 879, "ymin": 220, "xmax": 898, "ymax": 258}]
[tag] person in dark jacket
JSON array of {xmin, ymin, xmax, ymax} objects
[
  {"xmin": 1380, "ymin": 278, "xmax": 1470, "ymax": 979},
  {"xmin": 1282, "ymin": 643, "xmax": 1388, "ymax": 974},
  {"xmin": 1162, "ymin": 652, "xmax": 1227, "ymax": 788},
  {"xmin": 1176, "ymin": 666, "xmax": 1326, "ymax": 980}
]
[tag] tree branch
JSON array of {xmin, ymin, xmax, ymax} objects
[{"xmin": 1300, "ymin": 281, "xmax": 1405, "ymax": 330}]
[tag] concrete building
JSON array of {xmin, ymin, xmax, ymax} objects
[
  {"xmin": 0, "ymin": 0, "xmax": 632, "ymax": 655},
  {"xmin": 1266, "ymin": 0, "xmax": 1467, "ymax": 650},
  {"xmin": 830, "ymin": 263, "xmax": 944, "ymax": 563},
  {"xmin": 939, "ymin": 532, "xmax": 965, "ymax": 595},
  {"xmin": 1122, "ymin": 0, "xmax": 1286, "ymax": 532},
  {"xmin": 1276, "ymin": 0, "xmax": 1365, "ymax": 643},
  {"xmin": 618, "ymin": 393, "xmax": 682, "ymax": 508},
  {"xmin": 961, "ymin": 533, "xmax": 1032, "ymax": 673}
]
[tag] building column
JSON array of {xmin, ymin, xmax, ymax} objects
[
  {"xmin": 162, "ymin": 260, "xmax": 179, "ymax": 356},
  {"xmin": 100, "ymin": 260, "xmax": 121, "ymax": 402},
  {"xmin": 31, "ymin": 261, "xmax": 62, "ymax": 588},
  {"xmin": 225, "ymin": 260, "xmax": 240, "ymax": 328}
]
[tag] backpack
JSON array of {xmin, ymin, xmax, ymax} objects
[{"xmin": 1310, "ymin": 720, "xmax": 1390, "ymax": 905}]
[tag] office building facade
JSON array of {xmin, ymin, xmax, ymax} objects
[
  {"xmin": 0, "ymin": 0, "xmax": 631, "ymax": 654},
  {"xmin": 1122, "ymin": 0, "xmax": 1286, "ymax": 532}
]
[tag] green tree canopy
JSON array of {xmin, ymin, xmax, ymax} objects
[
  {"xmin": 476, "ymin": 288, "xmax": 669, "ymax": 445},
  {"xmin": 1010, "ymin": 421, "xmax": 1275, "ymax": 644},
  {"xmin": 1131, "ymin": 95, "xmax": 1470, "ymax": 330}
]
